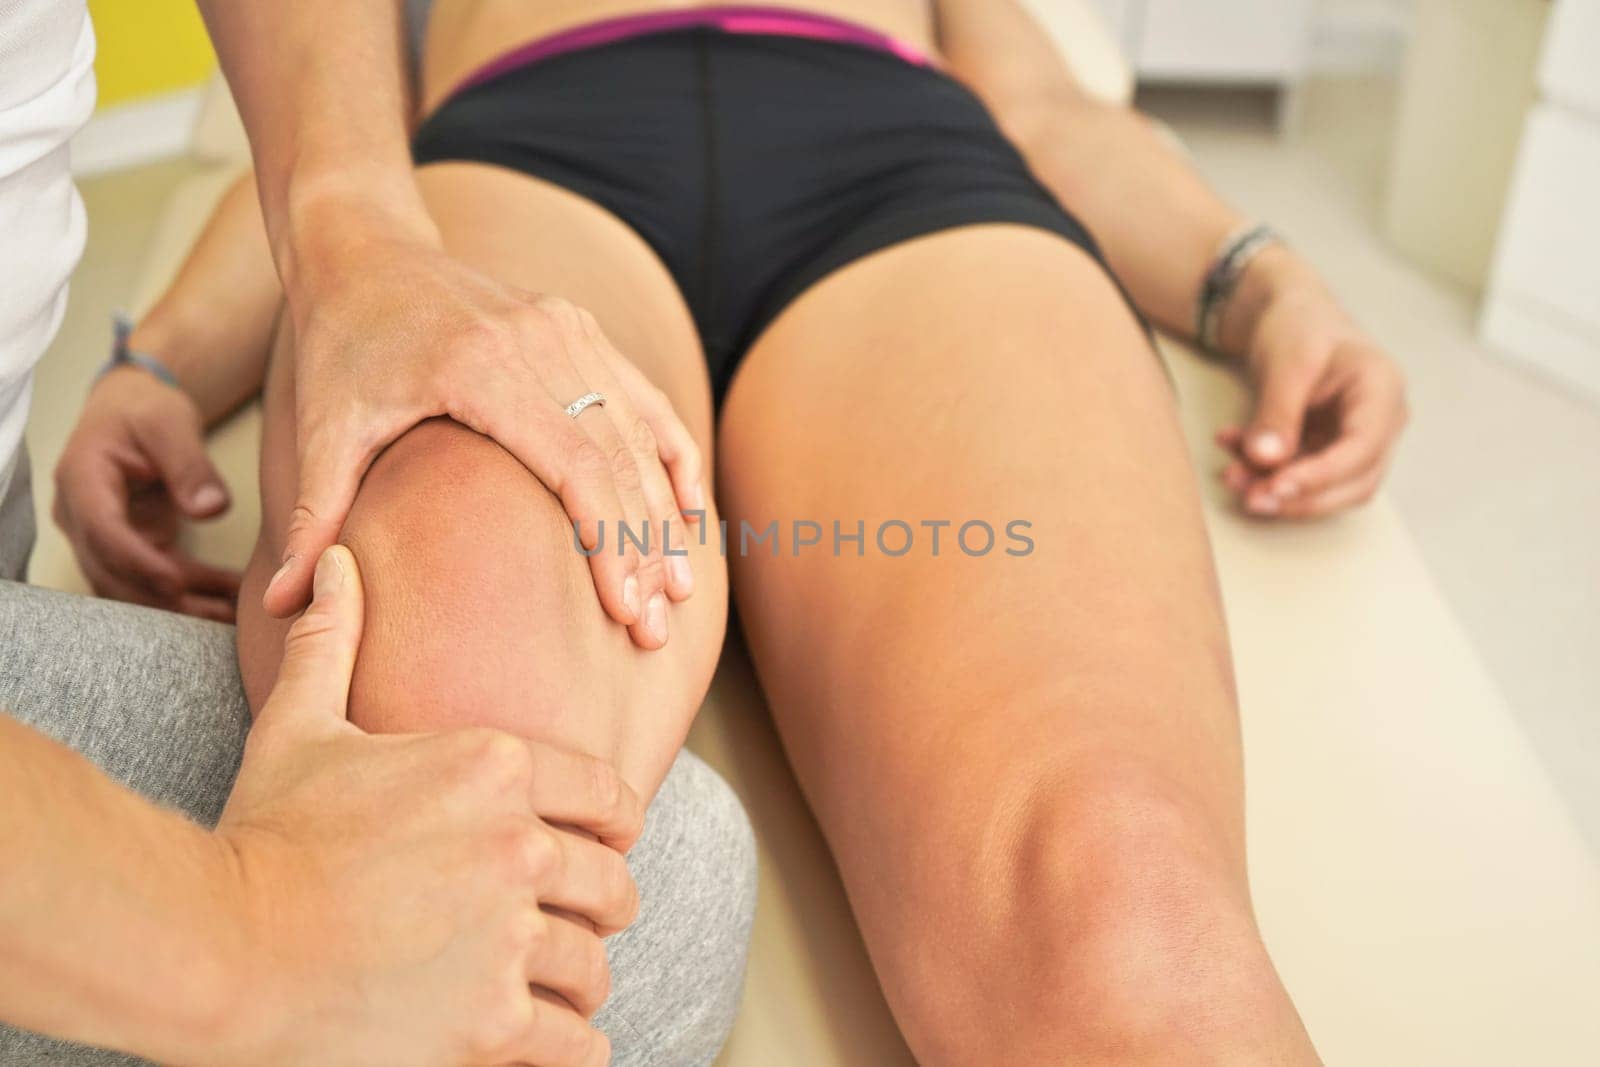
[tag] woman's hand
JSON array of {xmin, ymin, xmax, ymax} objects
[
  {"xmin": 268, "ymin": 219, "xmax": 702, "ymax": 650},
  {"xmin": 1213, "ymin": 248, "xmax": 1409, "ymax": 520},
  {"xmin": 214, "ymin": 546, "xmax": 637, "ymax": 1066},
  {"xmin": 53, "ymin": 367, "xmax": 241, "ymax": 620}
]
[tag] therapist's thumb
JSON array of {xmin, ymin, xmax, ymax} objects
[{"xmin": 260, "ymin": 545, "xmax": 365, "ymax": 733}]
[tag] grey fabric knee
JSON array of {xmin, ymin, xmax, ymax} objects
[{"xmin": 0, "ymin": 581, "xmax": 755, "ymax": 1065}]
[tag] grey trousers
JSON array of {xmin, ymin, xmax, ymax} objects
[
  {"xmin": 0, "ymin": 580, "xmax": 756, "ymax": 1066},
  {"xmin": 0, "ymin": 442, "xmax": 34, "ymax": 583}
]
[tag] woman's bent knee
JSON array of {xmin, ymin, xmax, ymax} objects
[{"xmin": 337, "ymin": 418, "xmax": 725, "ymax": 786}]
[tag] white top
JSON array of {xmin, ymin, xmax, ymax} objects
[{"xmin": 0, "ymin": 0, "xmax": 95, "ymax": 504}]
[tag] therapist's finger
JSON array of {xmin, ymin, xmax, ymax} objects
[
  {"xmin": 536, "ymin": 830, "xmax": 640, "ymax": 937},
  {"xmin": 524, "ymin": 743, "xmax": 644, "ymax": 852},
  {"xmin": 602, "ymin": 341, "xmax": 705, "ymax": 522},
  {"xmin": 264, "ymin": 421, "xmax": 367, "ymax": 618},
  {"xmin": 523, "ymin": 911, "xmax": 612, "ymax": 1018},
  {"xmin": 497, "ymin": 988, "xmax": 609, "ymax": 1067},
  {"xmin": 456, "ymin": 364, "xmax": 643, "ymax": 633}
]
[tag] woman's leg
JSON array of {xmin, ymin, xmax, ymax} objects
[
  {"xmin": 238, "ymin": 161, "xmax": 727, "ymax": 800},
  {"xmin": 719, "ymin": 225, "xmax": 1317, "ymax": 1064}
]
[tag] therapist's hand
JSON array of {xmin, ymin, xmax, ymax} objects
[
  {"xmin": 265, "ymin": 214, "xmax": 702, "ymax": 650},
  {"xmin": 212, "ymin": 545, "xmax": 639, "ymax": 1067},
  {"xmin": 53, "ymin": 367, "xmax": 241, "ymax": 620},
  {"xmin": 1213, "ymin": 246, "xmax": 1409, "ymax": 519}
]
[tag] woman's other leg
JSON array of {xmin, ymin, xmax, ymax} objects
[
  {"xmin": 720, "ymin": 225, "xmax": 1317, "ymax": 1064},
  {"xmin": 238, "ymin": 164, "xmax": 726, "ymax": 799}
]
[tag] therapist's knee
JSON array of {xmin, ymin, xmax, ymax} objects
[
  {"xmin": 339, "ymin": 417, "xmax": 632, "ymax": 757},
  {"xmin": 602, "ymin": 750, "xmax": 758, "ymax": 1064}
]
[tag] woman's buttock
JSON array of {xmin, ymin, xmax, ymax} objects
[{"xmin": 421, "ymin": 0, "xmax": 937, "ymax": 110}]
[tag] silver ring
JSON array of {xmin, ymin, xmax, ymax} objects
[{"xmin": 564, "ymin": 391, "xmax": 606, "ymax": 419}]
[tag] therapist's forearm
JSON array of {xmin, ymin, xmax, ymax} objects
[
  {"xmin": 0, "ymin": 715, "xmax": 240, "ymax": 1063},
  {"xmin": 194, "ymin": 0, "xmax": 438, "ymax": 296}
]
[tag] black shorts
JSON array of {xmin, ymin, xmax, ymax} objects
[{"xmin": 413, "ymin": 28, "xmax": 1126, "ymax": 406}]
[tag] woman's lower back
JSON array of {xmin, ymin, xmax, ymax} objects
[{"xmin": 420, "ymin": 0, "xmax": 936, "ymax": 112}]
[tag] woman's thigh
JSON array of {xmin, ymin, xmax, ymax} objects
[
  {"xmin": 719, "ymin": 225, "xmax": 1249, "ymax": 1048},
  {"xmin": 239, "ymin": 163, "xmax": 727, "ymax": 795}
]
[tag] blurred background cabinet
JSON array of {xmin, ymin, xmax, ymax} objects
[
  {"xmin": 1088, "ymin": 0, "xmax": 1316, "ymax": 123},
  {"xmin": 1481, "ymin": 0, "xmax": 1600, "ymax": 401}
]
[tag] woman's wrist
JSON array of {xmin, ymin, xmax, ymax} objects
[
  {"xmin": 1212, "ymin": 243, "xmax": 1323, "ymax": 364},
  {"xmin": 108, "ymin": 314, "xmax": 223, "ymax": 420}
]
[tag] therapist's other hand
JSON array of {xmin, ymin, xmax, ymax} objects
[
  {"xmin": 53, "ymin": 366, "xmax": 241, "ymax": 621},
  {"xmin": 1213, "ymin": 247, "xmax": 1408, "ymax": 520},
  {"xmin": 214, "ymin": 546, "xmax": 640, "ymax": 1067},
  {"xmin": 265, "ymin": 220, "xmax": 701, "ymax": 650}
]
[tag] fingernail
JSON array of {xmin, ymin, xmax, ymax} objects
[
  {"xmin": 312, "ymin": 549, "xmax": 344, "ymax": 599},
  {"xmin": 190, "ymin": 484, "xmax": 226, "ymax": 512},
  {"xmin": 1275, "ymin": 479, "xmax": 1300, "ymax": 500},
  {"xmin": 268, "ymin": 553, "xmax": 298, "ymax": 591},
  {"xmin": 687, "ymin": 482, "xmax": 706, "ymax": 515},
  {"xmin": 1252, "ymin": 431, "xmax": 1287, "ymax": 462},
  {"xmin": 1249, "ymin": 493, "xmax": 1282, "ymax": 515},
  {"xmin": 622, "ymin": 574, "xmax": 641, "ymax": 620},
  {"xmin": 668, "ymin": 552, "xmax": 694, "ymax": 595},
  {"xmin": 645, "ymin": 593, "xmax": 668, "ymax": 644}
]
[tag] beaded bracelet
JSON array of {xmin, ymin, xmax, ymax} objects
[{"xmin": 1195, "ymin": 224, "xmax": 1281, "ymax": 357}]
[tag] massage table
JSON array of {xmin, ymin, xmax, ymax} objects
[{"xmin": 29, "ymin": 2, "xmax": 1600, "ymax": 1062}]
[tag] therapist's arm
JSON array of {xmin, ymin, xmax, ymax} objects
[
  {"xmin": 0, "ymin": 548, "xmax": 637, "ymax": 1065},
  {"xmin": 0, "ymin": 713, "xmax": 243, "ymax": 1058},
  {"xmin": 194, "ymin": 0, "xmax": 702, "ymax": 647},
  {"xmin": 937, "ymin": 0, "xmax": 1409, "ymax": 520}
]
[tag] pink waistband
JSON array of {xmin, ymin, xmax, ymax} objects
[{"xmin": 449, "ymin": 5, "xmax": 934, "ymax": 100}]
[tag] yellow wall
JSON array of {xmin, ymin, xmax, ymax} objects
[{"xmin": 88, "ymin": 0, "xmax": 216, "ymax": 109}]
